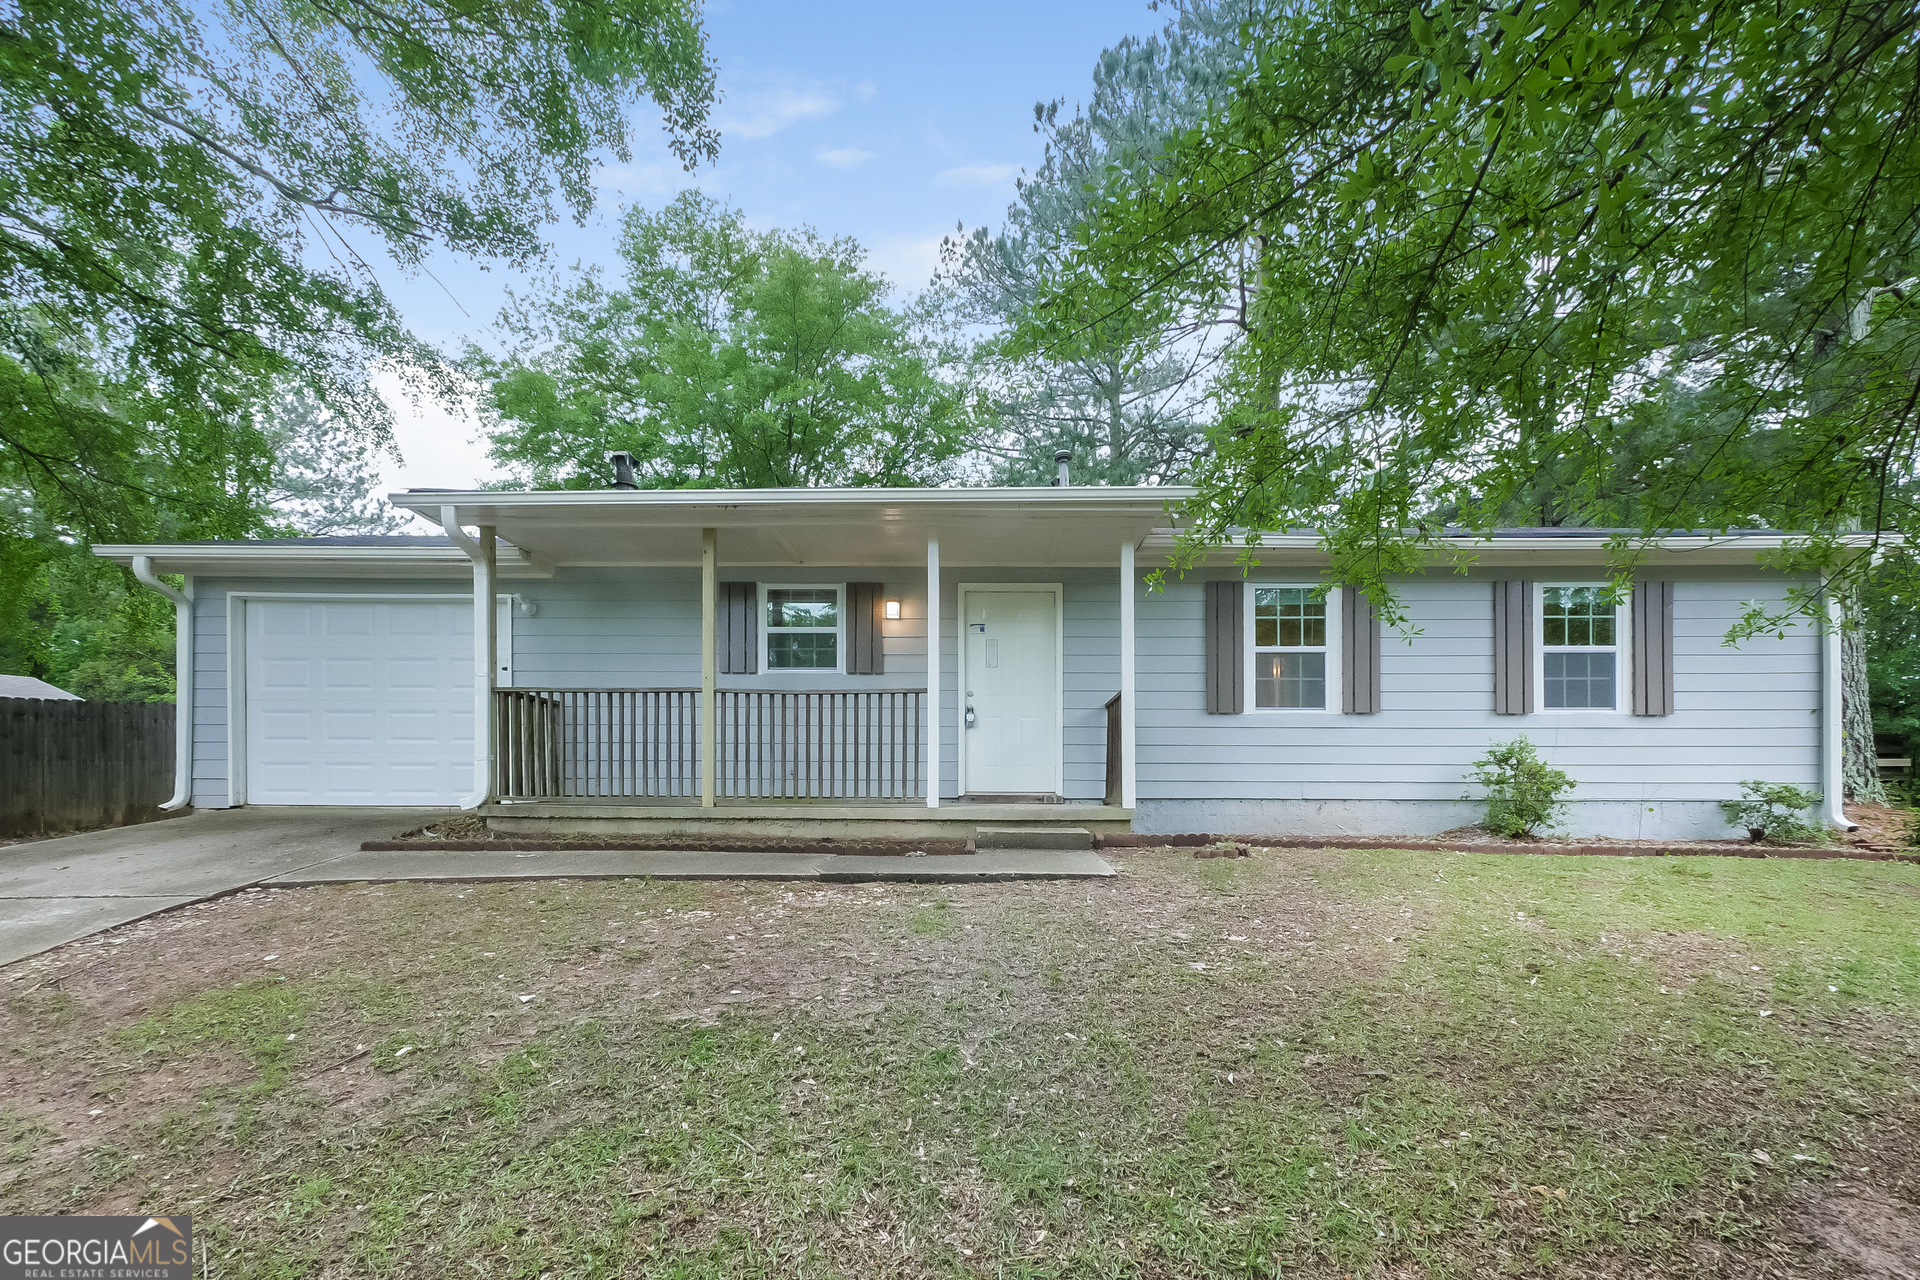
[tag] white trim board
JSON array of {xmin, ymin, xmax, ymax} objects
[
  {"xmin": 955, "ymin": 582, "xmax": 1065, "ymax": 798},
  {"xmin": 222, "ymin": 592, "xmax": 513, "ymax": 806}
]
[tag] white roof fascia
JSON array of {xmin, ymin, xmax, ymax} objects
[
  {"xmin": 388, "ymin": 485, "xmax": 1197, "ymax": 521},
  {"xmin": 1137, "ymin": 529, "xmax": 1889, "ymax": 567},
  {"xmin": 91, "ymin": 543, "xmax": 555, "ymax": 579}
]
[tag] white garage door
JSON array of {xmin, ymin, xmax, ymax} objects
[{"xmin": 246, "ymin": 599, "xmax": 477, "ymax": 805}]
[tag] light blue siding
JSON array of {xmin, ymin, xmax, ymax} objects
[
  {"xmin": 1135, "ymin": 567, "xmax": 1819, "ymax": 812},
  {"xmin": 180, "ymin": 560, "xmax": 1822, "ymax": 831}
]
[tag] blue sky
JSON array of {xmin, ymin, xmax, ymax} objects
[{"xmin": 376, "ymin": 0, "xmax": 1170, "ymax": 493}]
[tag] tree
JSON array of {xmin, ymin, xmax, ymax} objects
[
  {"xmin": 1022, "ymin": 1, "xmax": 1920, "ymax": 626},
  {"xmin": 262, "ymin": 391, "xmax": 413, "ymax": 537},
  {"xmin": 2, "ymin": 0, "xmax": 714, "ymax": 536},
  {"xmin": 938, "ymin": 1, "xmax": 1254, "ymax": 485},
  {"xmin": 472, "ymin": 192, "xmax": 975, "ymax": 489},
  {"xmin": 2, "ymin": 0, "xmax": 715, "ymax": 691}
]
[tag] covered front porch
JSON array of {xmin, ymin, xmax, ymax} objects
[{"xmin": 392, "ymin": 485, "xmax": 1184, "ymax": 837}]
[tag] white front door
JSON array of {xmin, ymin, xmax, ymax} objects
[
  {"xmin": 245, "ymin": 599, "xmax": 476, "ymax": 805},
  {"xmin": 961, "ymin": 587, "xmax": 1060, "ymax": 795}
]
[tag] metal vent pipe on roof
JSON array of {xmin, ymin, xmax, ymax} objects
[
  {"xmin": 606, "ymin": 450, "xmax": 639, "ymax": 490},
  {"xmin": 1054, "ymin": 449, "xmax": 1071, "ymax": 487}
]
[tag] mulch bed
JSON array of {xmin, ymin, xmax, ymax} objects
[{"xmin": 1097, "ymin": 832, "xmax": 1920, "ymax": 863}]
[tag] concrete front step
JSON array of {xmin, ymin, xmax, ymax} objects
[
  {"xmin": 265, "ymin": 848, "xmax": 1117, "ymax": 885},
  {"xmin": 973, "ymin": 826, "xmax": 1092, "ymax": 851},
  {"xmin": 482, "ymin": 802, "xmax": 1131, "ymax": 843}
]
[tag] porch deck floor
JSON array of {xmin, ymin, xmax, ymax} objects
[{"xmin": 263, "ymin": 847, "xmax": 1115, "ymax": 886}]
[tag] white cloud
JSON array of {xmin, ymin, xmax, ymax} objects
[
  {"xmin": 372, "ymin": 366, "xmax": 498, "ymax": 507},
  {"xmin": 935, "ymin": 163, "xmax": 1022, "ymax": 190},
  {"xmin": 715, "ymin": 75, "xmax": 844, "ymax": 139},
  {"xmin": 815, "ymin": 148, "xmax": 876, "ymax": 169},
  {"xmin": 867, "ymin": 232, "xmax": 950, "ymax": 292}
]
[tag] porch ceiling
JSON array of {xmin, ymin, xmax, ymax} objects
[{"xmin": 390, "ymin": 486, "xmax": 1197, "ymax": 567}]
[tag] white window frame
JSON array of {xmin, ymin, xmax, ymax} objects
[
  {"xmin": 1535, "ymin": 581, "xmax": 1629, "ymax": 714},
  {"xmin": 760, "ymin": 582, "xmax": 845, "ymax": 674},
  {"xmin": 1243, "ymin": 582, "xmax": 1342, "ymax": 714}
]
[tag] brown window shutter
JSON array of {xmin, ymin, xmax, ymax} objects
[
  {"xmin": 1342, "ymin": 587, "xmax": 1382, "ymax": 714},
  {"xmin": 846, "ymin": 582, "xmax": 885, "ymax": 675},
  {"xmin": 1492, "ymin": 580, "xmax": 1533, "ymax": 715},
  {"xmin": 1204, "ymin": 580, "xmax": 1244, "ymax": 714},
  {"xmin": 717, "ymin": 582, "xmax": 758, "ymax": 675},
  {"xmin": 1631, "ymin": 580, "xmax": 1674, "ymax": 716}
]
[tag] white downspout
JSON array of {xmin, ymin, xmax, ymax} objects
[
  {"xmin": 1821, "ymin": 589, "xmax": 1858, "ymax": 831},
  {"xmin": 132, "ymin": 555, "xmax": 193, "ymax": 810},
  {"xmin": 442, "ymin": 507, "xmax": 497, "ymax": 811}
]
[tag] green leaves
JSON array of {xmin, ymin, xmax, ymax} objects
[
  {"xmin": 1022, "ymin": 0, "xmax": 1920, "ymax": 619},
  {"xmin": 471, "ymin": 192, "xmax": 975, "ymax": 490},
  {"xmin": 1, "ymin": 0, "xmax": 718, "ymax": 686}
]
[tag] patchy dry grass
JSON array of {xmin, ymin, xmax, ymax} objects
[{"xmin": 3, "ymin": 848, "xmax": 1919, "ymax": 1278}]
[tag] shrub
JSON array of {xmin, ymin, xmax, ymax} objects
[
  {"xmin": 1467, "ymin": 736, "xmax": 1575, "ymax": 838},
  {"xmin": 1898, "ymin": 806, "xmax": 1920, "ymax": 852},
  {"xmin": 1720, "ymin": 780, "xmax": 1831, "ymax": 845}
]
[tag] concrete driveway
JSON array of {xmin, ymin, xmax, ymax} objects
[{"xmin": 0, "ymin": 807, "xmax": 428, "ymax": 967}]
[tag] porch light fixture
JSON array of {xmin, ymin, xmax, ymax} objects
[{"xmin": 884, "ymin": 599, "xmax": 901, "ymax": 619}]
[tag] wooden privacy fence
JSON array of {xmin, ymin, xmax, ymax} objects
[{"xmin": 0, "ymin": 697, "xmax": 175, "ymax": 837}]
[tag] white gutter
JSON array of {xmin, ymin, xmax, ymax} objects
[
  {"xmin": 1821, "ymin": 589, "xmax": 1858, "ymax": 831},
  {"xmin": 441, "ymin": 507, "xmax": 496, "ymax": 811},
  {"xmin": 131, "ymin": 555, "xmax": 193, "ymax": 810}
]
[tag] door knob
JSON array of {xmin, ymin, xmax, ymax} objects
[{"xmin": 964, "ymin": 705, "xmax": 976, "ymax": 726}]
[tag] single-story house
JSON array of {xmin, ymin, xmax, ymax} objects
[{"xmin": 95, "ymin": 479, "xmax": 1856, "ymax": 841}]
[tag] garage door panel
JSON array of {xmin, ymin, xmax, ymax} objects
[
  {"xmin": 260, "ymin": 711, "xmax": 313, "ymax": 743},
  {"xmin": 385, "ymin": 710, "xmax": 443, "ymax": 744},
  {"xmin": 258, "ymin": 761, "xmax": 318, "ymax": 801},
  {"xmin": 319, "ymin": 762, "xmax": 377, "ymax": 799},
  {"xmin": 262, "ymin": 608, "xmax": 312, "ymax": 637},
  {"xmin": 322, "ymin": 710, "xmax": 376, "ymax": 744},
  {"xmin": 259, "ymin": 660, "xmax": 313, "ymax": 691},
  {"xmin": 386, "ymin": 658, "xmax": 441, "ymax": 689},
  {"xmin": 387, "ymin": 609, "xmax": 440, "ymax": 637},
  {"xmin": 323, "ymin": 658, "xmax": 375, "ymax": 690},
  {"xmin": 248, "ymin": 599, "xmax": 473, "ymax": 806},
  {"xmin": 326, "ymin": 606, "xmax": 375, "ymax": 636}
]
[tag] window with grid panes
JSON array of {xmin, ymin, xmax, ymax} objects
[
  {"xmin": 1253, "ymin": 586, "xmax": 1327, "ymax": 708},
  {"xmin": 765, "ymin": 587, "xmax": 840, "ymax": 669},
  {"xmin": 1541, "ymin": 585, "xmax": 1618, "ymax": 709}
]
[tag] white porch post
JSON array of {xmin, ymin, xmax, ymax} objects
[
  {"xmin": 442, "ymin": 505, "xmax": 497, "ymax": 810},
  {"xmin": 926, "ymin": 537, "xmax": 940, "ymax": 807},
  {"xmin": 701, "ymin": 527, "xmax": 717, "ymax": 808},
  {"xmin": 1120, "ymin": 539, "xmax": 1137, "ymax": 809}
]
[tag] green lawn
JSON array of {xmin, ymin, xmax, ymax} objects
[{"xmin": 4, "ymin": 848, "xmax": 1918, "ymax": 1277}]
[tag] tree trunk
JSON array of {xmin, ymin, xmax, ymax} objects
[{"xmin": 1843, "ymin": 618, "xmax": 1885, "ymax": 803}]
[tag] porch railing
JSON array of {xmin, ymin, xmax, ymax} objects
[
  {"xmin": 717, "ymin": 689, "xmax": 925, "ymax": 800},
  {"xmin": 491, "ymin": 687, "xmax": 926, "ymax": 802},
  {"xmin": 494, "ymin": 688, "xmax": 699, "ymax": 800}
]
